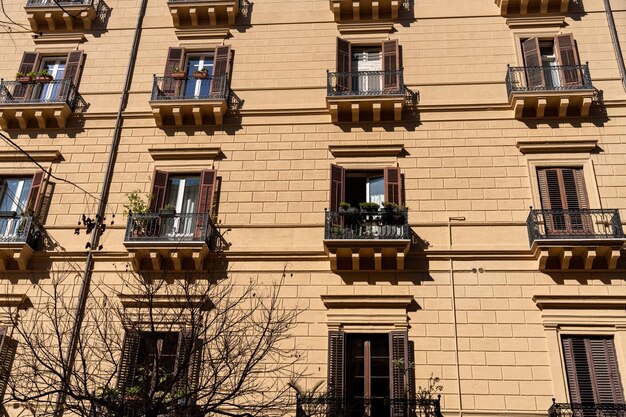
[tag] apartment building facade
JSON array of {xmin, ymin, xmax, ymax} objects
[{"xmin": 0, "ymin": 0, "xmax": 625, "ymax": 415}]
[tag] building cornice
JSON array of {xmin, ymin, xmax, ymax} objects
[
  {"xmin": 516, "ymin": 139, "xmax": 598, "ymax": 154},
  {"xmin": 533, "ymin": 295, "xmax": 626, "ymax": 310}
]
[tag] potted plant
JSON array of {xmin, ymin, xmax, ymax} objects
[
  {"xmin": 16, "ymin": 71, "xmax": 33, "ymax": 84},
  {"xmin": 159, "ymin": 203, "xmax": 176, "ymax": 216},
  {"xmin": 359, "ymin": 202, "xmax": 380, "ymax": 213},
  {"xmin": 171, "ymin": 66, "xmax": 186, "ymax": 80},
  {"xmin": 35, "ymin": 69, "xmax": 53, "ymax": 84},
  {"xmin": 381, "ymin": 201, "xmax": 398, "ymax": 225},
  {"xmin": 193, "ymin": 67, "xmax": 209, "ymax": 79}
]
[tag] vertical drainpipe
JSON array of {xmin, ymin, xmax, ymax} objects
[
  {"xmin": 54, "ymin": 0, "xmax": 149, "ymax": 415},
  {"xmin": 604, "ymin": 0, "xmax": 626, "ymax": 93},
  {"xmin": 448, "ymin": 217, "xmax": 465, "ymax": 416}
]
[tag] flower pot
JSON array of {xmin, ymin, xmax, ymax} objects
[
  {"xmin": 171, "ymin": 71, "xmax": 187, "ymax": 80},
  {"xmin": 36, "ymin": 75, "xmax": 53, "ymax": 84},
  {"xmin": 16, "ymin": 76, "xmax": 33, "ymax": 84},
  {"xmin": 158, "ymin": 209, "xmax": 176, "ymax": 217},
  {"xmin": 193, "ymin": 70, "xmax": 208, "ymax": 79}
]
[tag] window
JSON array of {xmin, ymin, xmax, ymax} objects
[
  {"xmin": 117, "ymin": 329, "xmax": 200, "ymax": 402},
  {"xmin": 328, "ymin": 330, "xmax": 411, "ymax": 417},
  {"xmin": 38, "ymin": 56, "xmax": 66, "ymax": 101},
  {"xmin": 537, "ymin": 167, "xmax": 590, "ymax": 234},
  {"xmin": 330, "ymin": 165, "xmax": 402, "ymax": 211},
  {"xmin": 521, "ymin": 34, "xmax": 581, "ymax": 88},
  {"xmin": 562, "ymin": 336, "xmax": 625, "ymax": 404},
  {"xmin": 0, "ymin": 177, "xmax": 33, "ymax": 214},
  {"xmin": 13, "ymin": 51, "xmax": 84, "ymax": 101},
  {"xmin": 0, "ymin": 172, "xmax": 45, "ymax": 239},
  {"xmin": 162, "ymin": 46, "xmax": 231, "ymax": 99},
  {"xmin": 335, "ymin": 39, "xmax": 400, "ymax": 94}
]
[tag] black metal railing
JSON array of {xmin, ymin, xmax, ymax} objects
[
  {"xmin": 151, "ymin": 75, "xmax": 230, "ymax": 102},
  {"xmin": 324, "ymin": 208, "xmax": 410, "ymax": 240},
  {"xmin": 327, "ymin": 70, "xmax": 406, "ymax": 97},
  {"xmin": 506, "ymin": 64, "xmax": 593, "ymax": 96},
  {"xmin": 124, "ymin": 212, "xmax": 217, "ymax": 245},
  {"xmin": 26, "ymin": 0, "xmax": 93, "ymax": 6},
  {"xmin": 548, "ymin": 400, "xmax": 626, "ymax": 417},
  {"xmin": 0, "ymin": 79, "xmax": 82, "ymax": 110},
  {"xmin": 297, "ymin": 396, "xmax": 443, "ymax": 417},
  {"xmin": 0, "ymin": 213, "xmax": 41, "ymax": 248},
  {"xmin": 527, "ymin": 208, "xmax": 625, "ymax": 244}
]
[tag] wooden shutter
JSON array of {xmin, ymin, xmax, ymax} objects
[
  {"xmin": 555, "ymin": 34, "xmax": 582, "ymax": 86},
  {"xmin": 26, "ymin": 170, "xmax": 46, "ymax": 215},
  {"xmin": 63, "ymin": 50, "xmax": 85, "ymax": 87},
  {"xmin": 537, "ymin": 168, "xmax": 590, "ymax": 234},
  {"xmin": 0, "ymin": 327, "xmax": 17, "ymax": 400},
  {"xmin": 562, "ymin": 336, "xmax": 625, "ymax": 404},
  {"xmin": 117, "ymin": 330, "xmax": 141, "ymax": 395},
  {"xmin": 174, "ymin": 329, "xmax": 202, "ymax": 404},
  {"xmin": 13, "ymin": 52, "xmax": 39, "ymax": 99},
  {"xmin": 384, "ymin": 167, "xmax": 402, "ymax": 205},
  {"xmin": 328, "ymin": 331, "xmax": 345, "ymax": 401},
  {"xmin": 210, "ymin": 45, "xmax": 231, "ymax": 97},
  {"xmin": 389, "ymin": 330, "xmax": 408, "ymax": 417},
  {"xmin": 197, "ymin": 170, "xmax": 217, "ymax": 215},
  {"xmin": 336, "ymin": 38, "xmax": 351, "ymax": 91},
  {"xmin": 163, "ymin": 47, "xmax": 185, "ymax": 96},
  {"xmin": 521, "ymin": 38, "xmax": 545, "ymax": 88},
  {"xmin": 382, "ymin": 39, "xmax": 400, "ymax": 91},
  {"xmin": 149, "ymin": 171, "xmax": 169, "ymax": 212},
  {"xmin": 330, "ymin": 164, "xmax": 345, "ymax": 212}
]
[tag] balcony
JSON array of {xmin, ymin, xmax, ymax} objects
[
  {"xmin": 323, "ymin": 208, "xmax": 410, "ymax": 271},
  {"xmin": 548, "ymin": 400, "xmax": 626, "ymax": 417},
  {"xmin": 297, "ymin": 397, "xmax": 443, "ymax": 417},
  {"xmin": 0, "ymin": 213, "xmax": 41, "ymax": 271},
  {"xmin": 0, "ymin": 79, "xmax": 82, "ymax": 129},
  {"xmin": 326, "ymin": 70, "xmax": 415, "ymax": 123},
  {"xmin": 329, "ymin": 0, "xmax": 406, "ymax": 21},
  {"xmin": 168, "ymin": 0, "xmax": 240, "ymax": 27},
  {"xmin": 25, "ymin": 0, "xmax": 100, "ymax": 31},
  {"xmin": 527, "ymin": 208, "xmax": 626, "ymax": 270},
  {"xmin": 123, "ymin": 212, "xmax": 225, "ymax": 271},
  {"xmin": 496, "ymin": 0, "xmax": 570, "ymax": 15},
  {"xmin": 149, "ymin": 75, "xmax": 233, "ymax": 127},
  {"xmin": 506, "ymin": 64, "xmax": 594, "ymax": 119}
]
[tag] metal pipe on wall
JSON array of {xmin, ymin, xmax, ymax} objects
[{"xmin": 605, "ymin": 0, "xmax": 626, "ymax": 93}]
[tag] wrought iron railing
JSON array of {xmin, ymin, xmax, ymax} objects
[
  {"xmin": 548, "ymin": 399, "xmax": 626, "ymax": 417},
  {"xmin": 527, "ymin": 208, "xmax": 625, "ymax": 245},
  {"xmin": 506, "ymin": 64, "xmax": 593, "ymax": 96},
  {"xmin": 0, "ymin": 79, "xmax": 82, "ymax": 110},
  {"xmin": 150, "ymin": 75, "xmax": 230, "ymax": 102},
  {"xmin": 324, "ymin": 208, "xmax": 410, "ymax": 240},
  {"xmin": 0, "ymin": 213, "xmax": 41, "ymax": 248},
  {"xmin": 327, "ymin": 70, "xmax": 406, "ymax": 97},
  {"xmin": 26, "ymin": 0, "xmax": 94, "ymax": 6},
  {"xmin": 297, "ymin": 396, "xmax": 443, "ymax": 417},
  {"xmin": 124, "ymin": 212, "xmax": 218, "ymax": 245}
]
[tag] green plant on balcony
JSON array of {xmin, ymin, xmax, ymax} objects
[
  {"xmin": 193, "ymin": 67, "xmax": 209, "ymax": 79},
  {"xmin": 123, "ymin": 190, "xmax": 150, "ymax": 216},
  {"xmin": 159, "ymin": 203, "xmax": 176, "ymax": 216},
  {"xmin": 171, "ymin": 66, "xmax": 187, "ymax": 80},
  {"xmin": 36, "ymin": 69, "xmax": 53, "ymax": 84},
  {"xmin": 16, "ymin": 71, "xmax": 33, "ymax": 84},
  {"xmin": 329, "ymin": 226, "xmax": 344, "ymax": 238},
  {"xmin": 359, "ymin": 202, "xmax": 379, "ymax": 212}
]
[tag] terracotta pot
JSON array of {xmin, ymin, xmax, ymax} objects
[
  {"xmin": 17, "ymin": 76, "xmax": 33, "ymax": 84},
  {"xmin": 193, "ymin": 70, "xmax": 208, "ymax": 79},
  {"xmin": 171, "ymin": 71, "xmax": 187, "ymax": 80},
  {"xmin": 35, "ymin": 75, "xmax": 53, "ymax": 84}
]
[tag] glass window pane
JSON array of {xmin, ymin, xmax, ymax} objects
[{"xmin": 368, "ymin": 176, "xmax": 384, "ymax": 205}]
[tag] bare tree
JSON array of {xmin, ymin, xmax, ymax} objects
[{"xmin": 3, "ymin": 267, "xmax": 300, "ymax": 417}]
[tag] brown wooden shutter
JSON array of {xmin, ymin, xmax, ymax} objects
[
  {"xmin": 336, "ymin": 38, "xmax": 351, "ymax": 91},
  {"xmin": 163, "ymin": 47, "xmax": 186, "ymax": 96},
  {"xmin": 174, "ymin": 329, "xmax": 194, "ymax": 401},
  {"xmin": 562, "ymin": 336, "xmax": 625, "ymax": 405},
  {"xmin": 555, "ymin": 34, "xmax": 582, "ymax": 86},
  {"xmin": 0, "ymin": 327, "xmax": 17, "ymax": 400},
  {"xmin": 537, "ymin": 168, "xmax": 588, "ymax": 211},
  {"xmin": 521, "ymin": 38, "xmax": 545, "ymax": 88},
  {"xmin": 150, "ymin": 171, "xmax": 169, "ymax": 212},
  {"xmin": 210, "ymin": 45, "xmax": 231, "ymax": 97},
  {"xmin": 63, "ymin": 50, "xmax": 85, "ymax": 87},
  {"xmin": 389, "ymin": 330, "xmax": 408, "ymax": 417},
  {"xmin": 384, "ymin": 167, "xmax": 402, "ymax": 205},
  {"xmin": 328, "ymin": 330, "xmax": 345, "ymax": 401},
  {"xmin": 13, "ymin": 52, "xmax": 39, "ymax": 99},
  {"xmin": 330, "ymin": 164, "xmax": 345, "ymax": 212},
  {"xmin": 382, "ymin": 39, "xmax": 400, "ymax": 91},
  {"xmin": 117, "ymin": 330, "xmax": 141, "ymax": 395},
  {"xmin": 26, "ymin": 170, "xmax": 46, "ymax": 215},
  {"xmin": 197, "ymin": 170, "xmax": 217, "ymax": 215}
]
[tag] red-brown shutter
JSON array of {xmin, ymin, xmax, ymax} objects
[
  {"xmin": 555, "ymin": 34, "xmax": 582, "ymax": 86},
  {"xmin": 336, "ymin": 38, "xmax": 351, "ymax": 91},
  {"xmin": 26, "ymin": 170, "xmax": 46, "ymax": 215},
  {"xmin": 0, "ymin": 327, "xmax": 17, "ymax": 400},
  {"xmin": 174, "ymin": 328, "xmax": 201, "ymax": 403},
  {"xmin": 63, "ymin": 50, "xmax": 85, "ymax": 87},
  {"xmin": 389, "ymin": 330, "xmax": 408, "ymax": 416},
  {"xmin": 197, "ymin": 170, "xmax": 217, "ymax": 215},
  {"xmin": 210, "ymin": 45, "xmax": 231, "ymax": 98},
  {"xmin": 328, "ymin": 331, "xmax": 345, "ymax": 401},
  {"xmin": 521, "ymin": 38, "xmax": 545, "ymax": 88},
  {"xmin": 384, "ymin": 167, "xmax": 402, "ymax": 206},
  {"xmin": 562, "ymin": 336, "xmax": 625, "ymax": 405},
  {"xmin": 537, "ymin": 168, "xmax": 590, "ymax": 234},
  {"xmin": 330, "ymin": 164, "xmax": 345, "ymax": 212},
  {"xmin": 163, "ymin": 47, "xmax": 186, "ymax": 96},
  {"xmin": 382, "ymin": 39, "xmax": 400, "ymax": 91},
  {"xmin": 13, "ymin": 52, "xmax": 39, "ymax": 99},
  {"xmin": 149, "ymin": 171, "xmax": 169, "ymax": 212},
  {"xmin": 117, "ymin": 330, "xmax": 141, "ymax": 395}
]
